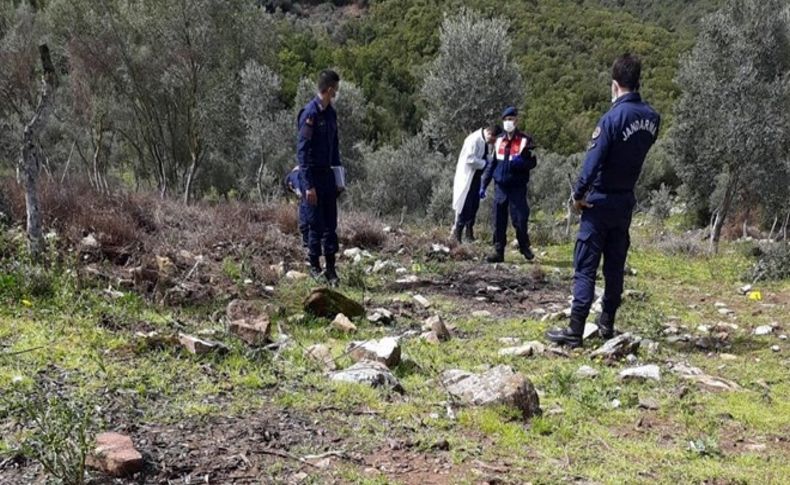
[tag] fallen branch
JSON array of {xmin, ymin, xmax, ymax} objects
[{"xmin": 0, "ymin": 345, "xmax": 46, "ymax": 357}]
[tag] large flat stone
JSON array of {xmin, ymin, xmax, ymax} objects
[
  {"xmin": 86, "ymin": 432, "xmax": 143, "ymax": 477},
  {"xmin": 304, "ymin": 288, "xmax": 365, "ymax": 319},
  {"xmin": 441, "ymin": 365, "xmax": 541, "ymax": 420},
  {"xmin": 330, "ymin": 360, "xmax": 403, "ymax": 392},
  {"xmin": 348, "ymin": 337, "xmax": 401, "ymax": 368}
]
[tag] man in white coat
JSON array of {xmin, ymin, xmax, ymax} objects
[{"xmin": 452, "ymin": 125, "xmax": 502, "ymax": 243}]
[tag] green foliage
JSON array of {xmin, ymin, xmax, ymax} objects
[
  {"xmin": 748, "ymin": 242, "xmax": 790, "ymax": 282},
  {"xmin": 1, "ymin": 381, "xmax": 97, "ymax": 485}
]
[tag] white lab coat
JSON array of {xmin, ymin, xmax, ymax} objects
[{"xmin": 452, "ymin": 129, "xmax": 491, "ymax": 216}]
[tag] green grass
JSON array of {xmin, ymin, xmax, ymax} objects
[{"xmin": 1, "ymin": 222, "xmax": 788, "ymax": 484}]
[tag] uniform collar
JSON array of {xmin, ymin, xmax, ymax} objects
[
  {"xmin": 613, "ymin": 92, "xmax": 641, "ymax": 106},
  {"xmin": 312, "ymin": 95, "xmax": 330, "ymax": 112}
]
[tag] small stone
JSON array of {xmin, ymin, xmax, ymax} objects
[
  {"xmin": 779, "ymin": 334, "xmax": 787, "ymax": 340},
  {"xmin": 472, "ymin": 310, "xmax": 492, "ymax": 318},
  {"xmin": 575, "ymin": 365, "xmax": 599, "ymax": 379},
  {"xmin": 498, "ymin": 341, "xmax": 545, "ymax": 358},
  {"xmin": 498, "ymin": 337, "xmax": 521, "ymax": 346},
  {"xmin": 395, "ymin": 268, "xmax": 409, "ymax": 275},
  {"xmin": 583, "ymin": 323, "xmax": 599, "ymax": 340},
  {"xmin": 86, "ymin": 432, "xmax": 143, "ymax": 477},
  {"xmin": 753, "ymin": 325, "xmax": 774, "ymax": 336},
  {"xmin": 590, "ymin": 333, "xmax": 641, "ymax": 362},
  {"xmin": 414, "ymin": 294, "xmax": 431, "ymax": 308},
  {"xmin": 178, "ymin": 333, "xmax": 226, "ymax": 355},
  {"xmin": 367, "ymin": 308, "xmax": 394, "ymax": 325},
  {"xmin": 486, "ymin": 285, "xmax": 502, "ymax": 293},
  {"xmin": 343, "ymin": 247, "xmax": 363, "ymax": 259},
  {"xmin": 625, "ymin": 354, "xmax": 638, "ymax": 364},
  {"xmin": 719, "ymin": 353, "xmax": 738, "ymax": 361},
  {"xmin": 348, "ymin": 337, "xmax": 401, "ymax": 368},
  {"xmin": 638, "ymin": 397, "xmax": 660, "ymax": 410},
  {"xmin": 372, "ymin": 260, "xmax": 396, "ymax": 273},
  {"xmin": 643, "ymin": 339, "xmax": 660, "ymax": 355},
  {"xmin": 305, "ymin": 344, "xmax": 336, "ymax": 371},
  {"xmin": 81, "ymin": 233, "xmax": 100, "ymax": 249},
  {"xmin": 285, "ymin": 270, "xmax": 308, "ymax": 281},
  {"xmin": 430, "ymin": 243, "xmax": 451, "ymax": 254},
  {"xmin": 421, "ymin": 331, "xmax": 441, "ymax": 344},
  {"xmin": 771, "ymin": 345, "xmax": 780, "ymax": 352},
  {"xmin": 714, "ymin": 302, "xmax": 727, "ymax": 308},
  {"xmin": 330, "ymin": 360, "xmax": 403, "ymax": 392},
  {"xmin": 618, "ymin": 364, "xmax": 661, "ymax": 382},
  {"xmin": 718, "ymin": 308, "xmax": 735, "ymax": 316},
  {"xmin": 229, "ymin": 316, "xmax": 271, "ymax": 346},
  {"xmin": 611, "ymin": 399, "xmax": 621, "ymax": 409},
  {"xmin": 696, "ymin": 325, "xmax": 711, "ymax": 334},
  {"xmin": 738, "ymin": 284, "xmax": 753, "ymax": 295},
  {"xmin": 744, "ymin": 443, "xmax": 767, "ymax": 452},
  {"xmin": 331, "ymin": 313, "xmax": 357, "ymax": 333}
]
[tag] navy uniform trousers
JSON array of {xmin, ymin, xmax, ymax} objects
[
  {"xmin": 571, "ymin": 199, "xmax": 632, "ymax": 321},
  {"xmin": 301, "ymin": 169, "xmax": 338, "ymax": 259},
  {"xmin": 457, "ymin": 170, "xmax": 483, "ymax": 230},
  {"xmin": 493, "ymin": 183, "xmax": 530, "ymax": 254}
]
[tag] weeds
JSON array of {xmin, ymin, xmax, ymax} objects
[{"xmin": 0, "ymin": 381, "xmax": 98, "ymax": 485}]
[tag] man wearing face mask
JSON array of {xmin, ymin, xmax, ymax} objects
[
  {"xmin": 452, "ymin": 124, "xmax": 502, "ymax": 243},
  {"xmin": 547, "ymin": 54, "xmax": 661, "ymax": 348},
  {"xmin": 297, "ymin": 69, "xmax": 343, "ymax": 285},
  {"xmin": 479, "ymin": 107, "xmax": 538, "ymax": 263}
]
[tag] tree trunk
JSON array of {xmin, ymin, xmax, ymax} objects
[
  {"xmin": 768, "ymin": 215, "xmax": 778, "ymax": 241},
  {"xmin": 183, "ymin": 153, "xmax": 198, "ymax": 205},
  {"xmin": 20, "ymin": 44, "xmax": 57, "ymax": 262},
  {"xmin": 710, "ymin": 174, "xmax": 739, "ymax": 254}
]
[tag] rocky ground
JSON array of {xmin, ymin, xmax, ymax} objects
[{"xmin": 1, "ymin": 218, "xmax": 788, "ymax": 484}]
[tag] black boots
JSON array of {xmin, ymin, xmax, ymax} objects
[
  {"xmin": 521, "ymin": 247, "xmax": 535, "ymax": 261},
  {"xmin": 324, "ymin": 253, "xmax": 339, "ymax": 287},
  {"xmin": 465, "ymin": 225, "xmax": 475, "ymax": 242},
  {"xmin": 452, "ymin": 224, "xmax": 463, "ymax": 244},
  {"xmin": 486, "ymin": 251, "xmax": 504, "ymax": 263},
  {"xmin": 309, "ymin": 254, "xmax": 339, "ymax": 286},
  {"xmin": 597, "ymin": 311, "xmax": 616, "ymax": 340},
  {"xmin": 546, "ymin": 314, "xmax": 585, "ymax": 348}
]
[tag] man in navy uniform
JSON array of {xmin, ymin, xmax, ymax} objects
[
  {"xmin": 284, "ymin": 166, "xmax": 308, "ymax": 249},
  {"xmin": 297, "ymin": 69, "xmax": 343, "ymax": 285},
  {"xmin": 547, "ymin": 54, "xmax": 661, "ymax": 348},
  {"xmin": 480, "ymin": 107, "xmax": 538, "ymax": 263}
]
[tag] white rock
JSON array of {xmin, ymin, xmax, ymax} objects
[
  {"xmin": 440, "ymin": 365, "xmax": 541, "ymax": 420},
  {"xmin": 618, "ymin": 364, "xmax": 661, "ymax": 382},
  {"xmin": 753, "ymin": 325, "xmax": 774, "ymax": 336},
  {"xmin": 331, "ymin": 313, "xmax": 357, "ymax": 333},
  {"xmin": 575, "ymin": 365, "xmax": 599, "ymax": 379},
  {"xmin": 348, "ymin": 337, "xmax": 401, "ymax": 368},
  {"xmin": 498, "ymin": 341, "xmax": 545, "ymax": 358},
  {"xmin": 330, "ymin": 360, "xmax": 402, "ymax": 391},
  {"xmin": 718, "ymin": 308, "xmax": 735, "ymax": 316},
  {"xmin": 285, "ymin": 270, "xmax": 308, "ymax": 281},
  {"xmin": 611, "ymin": 399, "xmax": 622, "ymax": 409},
  {"xmin": 178, "ymin": 333, "xmax": 227, "ymax": 355},
  {"xmin": 413, "ymin": 294, "xmax": 431, "ymax": 308},
  {"xmin": 472, "ymin": 310, "xmax": 492, "ymax": 318},
  {"xmin": 367, "ymin": 308, "xmax": 394, "ymax": 325},
  {"xmin": 497, "ymin": 337, "xmax": 521, "ymax": 346},
  {"xmin": 583, "ymin": 323, "xmax": 599, "ymax": 340},
  {"xmin": 431, "ymin": 244, "xmax": 451, "ymax": 254},
  {"xmin": 305, "ymin": 344, "xmax": 336, "ymax": 371},
  {"xmin": 738, "ymin": 284, "xmax": 753, "ymax": 295},
  {"xmin": 771, "ymin": 345, "xmax": 780, "ymax": 353},
  {"xmin": 343, "ymin": 248, "xmax": 362, "ymax": 259},
  {"xmin": 396, "ymin": 275, "xmax": 419, "ymax": 284},
  {"xmin": 395, "ymin": 268, "xmax": 409, "ymax": 275},
  {"xmin": 625, "ymin": 354, "xmax": 638, "ymax": 364},
  {"xmin": 714, "ymin": 302, "xmax": 727, "ymax": 308},
  {"xmin": 780, "ymin": 334, "xmax": 788, "ymax": 341}
]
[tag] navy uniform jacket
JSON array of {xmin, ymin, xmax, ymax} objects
[
  {"xmin": 574, "ymin": 92, "xmax": 661, "ymax": 208},
  {"xmin": 482, "ymin": 131, "xmax": 537, "ymax": 189},
  {"xmin": 296, "ymin": 96, "xmax": 341, "ymax": 191}
]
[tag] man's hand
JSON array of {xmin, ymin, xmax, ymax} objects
[
  {"xmin": 306, "ymin": 188, "xmax": 318, "ymax": 206},
  {"xmin": 573, "ymin": 198, "xmax": 593, "ymax": 212}
]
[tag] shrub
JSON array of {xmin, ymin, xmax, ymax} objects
[{"xmin": 747, "ymin": 242, "xmax": 790, "ymax": 282}]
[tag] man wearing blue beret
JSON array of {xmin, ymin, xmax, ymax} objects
[{"xmin": 479, "ymin": 106, "xmax": 538, "ymax": 263}]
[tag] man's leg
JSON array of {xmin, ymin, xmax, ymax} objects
[
  {"xmin": 488, "ymin": 185, "xmax": 509, "ymax": 263},
  {"xmin": 599, "ymin": 218, "xmax": 631, "ymax": 337},
  {"xmin": 465, "ymin": 171, "xmax": 482, "ymax": 241},
  {"xmin": 321, "ymin": 189, "xmax": 340, "ymax": 285},
  {"xmin": 509, "ymin": 186, "xmax": 533, "ymax": 260},
  {"xmin": 298, "ymin": 202, "xmax": 309, "ymax": 249},
  {"xmin": 547, "ymin": 210, "xmax": 603, "ymax": 347},
  {"xmin": 305, "ymin": 200, "xmax": 325, "ymax": 278}
]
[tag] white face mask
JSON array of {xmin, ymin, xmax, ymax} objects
[{"xmin": 503, "ymin": 120, "xmax": 516, "ymax": 133}]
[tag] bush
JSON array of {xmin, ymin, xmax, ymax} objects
[
  {"xmin": 653, "ymin": 231, "xmax": 706, "ymax": 257},
  {"xmin": 748, "ymin": 242, "xmax": 790, "ymax": 282},
  {"xmin": 530, "ymin": 151, "xmax": 583, "ymax": 216},
  {"xmin": 648, "ymin": 183, "xmax": 673, "ymax": 222}
]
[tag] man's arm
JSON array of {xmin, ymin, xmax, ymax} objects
[
  {"xmin": 573, "ymin": 118, "xmax": 611, "ymax": 201},
  {"xmin": 522, "ymin": 135, "xmax": 538, "ymax": 170},
  {"xmin": 465, "ymin": 135, "xmax": 487, "ymax": 171},
  {"xmin": 331, "ymin": 113, "xmax": 341, "ymax": 167},
  {"xmin": 296, "ymin": 109, "xmax": 315, "ymax": 191}
]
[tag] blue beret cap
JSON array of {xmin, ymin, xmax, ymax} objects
[{"xmin": 501, "ymin": 106, "xmax": 518, "ymax": 118}]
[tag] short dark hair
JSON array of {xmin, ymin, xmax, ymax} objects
[
  {"xmin": 612, "ymin": 54, "xmax": 641, "ymax": 91},
  {"xmin": 486, "ymin": 124, "xmax": 503, "ymax": 137},
  {"xmin": 317, "ymin": 69, "xmax": 340, "ymax": 93}
]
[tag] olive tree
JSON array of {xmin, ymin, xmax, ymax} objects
[
  {"xmin": 670, "ymin": 0, "xmax": 790, "ymax": 252},
  {"xmin": 420, "ymin": 8, "xmax": 523, "ymax": 151}
]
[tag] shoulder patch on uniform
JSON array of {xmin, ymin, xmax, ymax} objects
[
  {"xmin": 305, "ymin": 116, "xmax": 314, "ymax": 126},
  {"xmin": 591, "ymin": 126, "xmax": 601, "ymax": 140}
]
